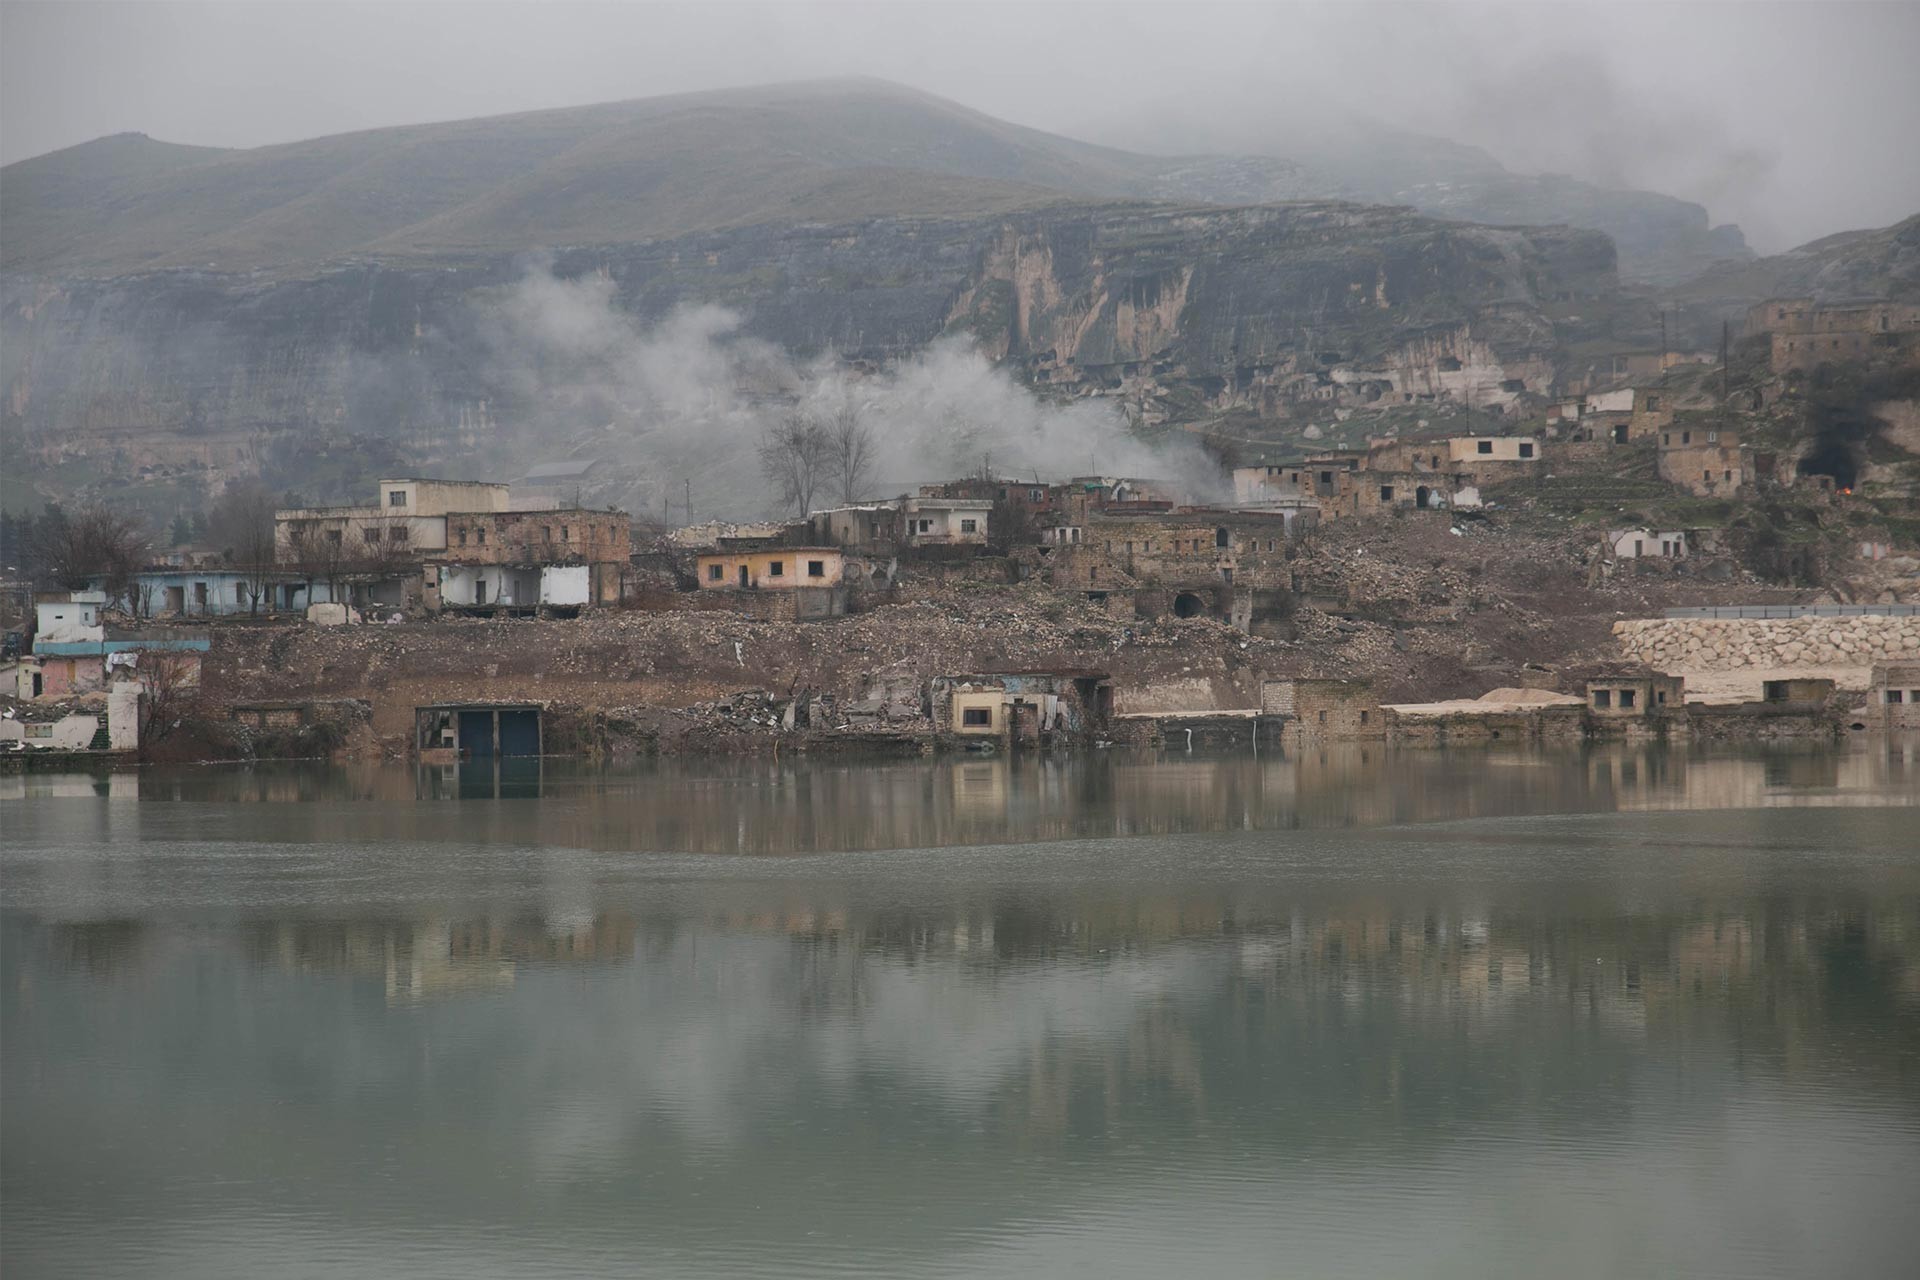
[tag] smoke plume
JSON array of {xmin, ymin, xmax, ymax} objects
[{"xmin": 478, "ymin": 262, "xmax": 1224, "ymax": 520}]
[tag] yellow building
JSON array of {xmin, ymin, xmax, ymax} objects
[{"xmin": 696, "ymin": 547, "xmax": 846, "ymax": 590}]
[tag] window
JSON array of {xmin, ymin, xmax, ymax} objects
[
  {"xmin": 1656, "ymin": 691, "xmax": 1667, "ymax": 705},
  {"xmin": 1317, "ymin": 710, "xmax": 1327, "ymax": 723},
  {"xmin": 1220, "ymin": 568, "xmax": 1232, "ymax": 584},
  {"xmin": 1030, "ymin": 488, "xmax": 1044, "ymax": 501},
  {"xmin": 1320, "ymin": 471, "xmax": 1333, "ymax": 485},
  {"xmin": 1704, "ymin": 470, "xmax": 1713, "ymax": 483},
  {"xmin": 543, "ymin": 526, "xmax": 553, "ymax": 541},
  {"xmin": 1634, "ymin": 540, "xmax": 1644, "ymax": 556},
  {"xmin": 1593, "ymin": 689, "xmax": 1612, "ymax": 708},
  {"xmin": 1619, "ymin": 689, "xmax": 1636, "ymax": 709},
  {"xmin": 1477, "ymin": 440, "xmax": 1493, "ymax": 455},
  {"xmin": 390, "ymin": 526, "xmax": 408, "ymax": 542},
  {"xmin": 960, "ymin": 519, "xmax": 977, "ymax": 534},
  {"xmin": 1380, "ymin": 486, "xmax": 1394, "ymax": 501},
  {"xmin": 807, "ymin": 560, "xmax": 825, "ymax": 578},
  {"xmin": 476, "ymin": 527, "xmax": 486, "ymax": 545},
  {"xmin": 562, "ymin": 526, "xmax": 570, "ymax": 541},
  {"xmin": 1359, "ymin": 710, "xmax": 1369, "ymax": 725},
  {"xmin": 1885, "ymin": 689, "xmax": 1904, "ymax": 703},
  {"xmin": 388, "ymin": 490, "xmax": 406, "ymax": 507},
  {"xmin": 1681, "ymin": 431, "xmax": 1691, "ymax": 445},
  {"xmin": 1663, "ymin": 433, "xmax": 1672, "ymax": 446},
  {"xmin": 326, "ymin": 529, "xmax": 342, "ymax": 543},
  {"xmin": 769, "ymin": 561, "xmax": 784, "ymax": 577},
  {"xmin": 708, "ymin": 564, "xmax": 722, "ymax": 581},
  {"xmin": 457, "ymin": 529, "xmax": 467, "ymax": 547},
  {"xmin": 1266, "ymin": 539, "xmax": 1276, "ymax": 551},
  {"xmin": 363, "ymin": 528, "xmax": 382, "ymax": 544},
  {"xmin": 1707, "ymin": 431, "xmax": 1718, "ymax": 443},
  {"xmin": 1519, "ymin": 442, "xmax": 1534, "ymax": 459},
  {"xmin": 962, "ymin": 707, "xmax": 992, "ymax": 727},
  {"xmin": 1724, "ymin": 470, "xmax": 1733, "ymax": 483},
  {"xmin": 1215, "ymin": 527, "xmax": 1229, "ymax": 548}
]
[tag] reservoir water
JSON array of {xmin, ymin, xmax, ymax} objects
[{"xmin": 4, "ymin": 741, "xmax": 1919, "ymax": 1278}]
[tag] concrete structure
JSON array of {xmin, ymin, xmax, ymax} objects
[
  {"xmin": 1586, "ymin": 671, "xmax": 1685, "ymax": 718},
  {"xmin": 34, "ymin": 590, "xmax": 105, "ymax": 644},
  {"xmin": 697, "ymin": 547, "xmax": 846, "ymax": 590},
  {"xmin": 1381, "ymin": 688, "xmax": 1586, "ymax": 744},
  {"xmin": 1, "ymin": 712, "xmax": 105, "ymax": 751},
  {"xmin": 928, "ymin": 672, "xmax": 1112, "ymax": 744},
  {"xmin": 1867, "ymin": 662, "xmax": 1920, "ymax": 730},
  {"xmin": 415, "ymin": 703, "xmax": 543, "ymax": 761},
  {"xmin": 277, "ymin": 480, "xmax": 629, "ymax": 612},
  {"xmin": 902, "ymin": 497, "xmax": 991, "ymax": 547},
  {"xmin": 1261, "ymin": 678, "xmax": 1383, "ymax": 741},
  {"xmin": 1606, "ymin": 529, "xmax": 1690, "ymax": 560}
]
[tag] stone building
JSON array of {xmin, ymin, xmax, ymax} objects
[
  {"xmin": 1447, "ymin": 436, "xmax": 1541, "ymax": 464},
  {"xmin": 1046, "ymin": 507, "xmax": 1308, "ymax": 623},
  {"xmin": 1867, "ymin": 662, "xmax": 1920, "ymax": 731},
  {"xmin": 1585, "ymin": 670, "xmax": 1685, "ymax": 719},
  {"xmin": 1657, "ymin": 427, "xmax": 1759, "ymax": 496},
  {"xmin": 1261, "ymin": 678, "xmax": 1384, "ymax": 741},
  {"xmin": 1747, "ymin": 298, "xmax": 1920, "ymax": 373}
]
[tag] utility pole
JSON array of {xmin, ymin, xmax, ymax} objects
[
  {"xmin": 684, "ymin": 478, "xmax": 693, "ymax": 525},
  {"xmin": 1721, "ymin": 320, "xmax": 1731, "ymax": 403}
]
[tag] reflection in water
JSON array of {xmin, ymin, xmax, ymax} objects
[
  {"xmin": 3, "ymin": 747, "xmax": 1919, "ymax": 1278},
  {"xmin": 5, "ymin": 738, "xmax": 1916, "ymax": 854}
]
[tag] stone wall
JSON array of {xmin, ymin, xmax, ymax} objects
[{"xmin": 1613, "ymin": 615, "xmax": 1920, "ymax": 671}]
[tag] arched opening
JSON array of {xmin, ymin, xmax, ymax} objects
[
  {"xmin": 1415, "ymin": 485, "xmax": 1431, "ymax": 509},
  {"xmin": 869, "ymin": 566, "xmax": 888, "ymax": 584},
  {"xmin": 1172, "ymin": 592, "xmax": 1204, "ymax": 619}
]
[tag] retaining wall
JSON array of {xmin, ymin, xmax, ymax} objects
[{"xmin": 1613, "ymin": 615, "xmax": 1920, "ymax": 671}]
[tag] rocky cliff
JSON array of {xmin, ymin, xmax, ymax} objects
[{"xmin": 2, "ymin": 200, "xmax": 1613, "ymax": 506}]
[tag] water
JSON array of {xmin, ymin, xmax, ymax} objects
[{"xmin": 4, "ymin": 742, "xmax": 1918, "ymax": 1278}]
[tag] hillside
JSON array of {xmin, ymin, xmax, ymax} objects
[
  {"xmin": 1, "ymin": 80, "xmax": 1287, "ymax": 277},
  {"xmin": 1673, "ymin": 213, "xmax": 1920, "ymax": 305},
  {"xmin": 6, "ymin": 77, "xmax": 1732, "ymax": 283}
]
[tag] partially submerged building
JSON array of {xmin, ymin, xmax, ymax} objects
[
  {"xmin": 1867, "ymin": 662, "xmax": 1920, "ymax": 731},
  {"xmin": 1261, "ymin": 678, "xmax": 1384, "ymax": 742},
  {"xmin": 928, "ymin": 671, "xmax": 1113, "ymax": 745}
]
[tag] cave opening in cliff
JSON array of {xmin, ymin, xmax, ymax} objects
[{"xmin": 1796, "ymin": 441, "xmax": 1858, "ymax": 491}]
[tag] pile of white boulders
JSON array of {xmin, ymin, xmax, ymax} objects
[{"xmin": 1612, "ymin": 615, "xmax": 1920, "ymax": 670}]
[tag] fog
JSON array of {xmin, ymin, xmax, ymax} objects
[{"xmin": 4, "ymin": 1, "xmax": 1917, "ymax": 253}]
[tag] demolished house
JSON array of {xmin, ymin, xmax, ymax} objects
[
  {"xmin": 276, "ymin": 478, "xmax": 631, "ymax": 613},
  {"xmin": 928, "ymin": 671, "xmax": 1113, "ymax": 746}
]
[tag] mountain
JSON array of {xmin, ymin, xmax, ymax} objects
[
  {"xmin": 4, "ymin": 79, "xmax": 1336, "ymax": 278},
  {"xmin": 1, "ymin": 80, "xmax": 1624, "ymax": 517},
  {"xmin": 1071, "ymin": 107, "xmax": 1752, "ymax": 286},
  {"xmin": 4, "ymin": 78, "xmax": 1717, "ymax": 282},
  {"xmin": 1672, "ymin": 213, "xmax": 1920, "ymax": 305}
]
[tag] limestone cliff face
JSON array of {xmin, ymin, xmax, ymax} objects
[{"xmin": 1, "ymin": 201, "xmax": 1614, "ymax": 483}]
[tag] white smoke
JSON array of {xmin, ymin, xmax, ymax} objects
[{"xmin": 477, "ymin": 262, "xmax": 1224, "ymax": 520}]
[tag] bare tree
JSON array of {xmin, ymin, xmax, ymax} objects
[
  {"xmin": 135, "ymin": 651, "xmax": 202, "ymax": 760},
  {"xmin": 824, "ymin": 397, "xmax": 877, "ymax": 505},
  {"xmin": 33, "ymin": 504, "xmax": 149, "ymax": 607},
  {"xmin": 207, "ymin": 478, "xmax": 279, "ymax": 614},
  {"xmin": 758, "ymin": 413, "xmax": 832, "ymax": 517}
]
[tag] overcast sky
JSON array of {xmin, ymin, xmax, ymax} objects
[{"xmin": 3, "ymin": 0, "xmax": 1916, "ymax": 252}]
